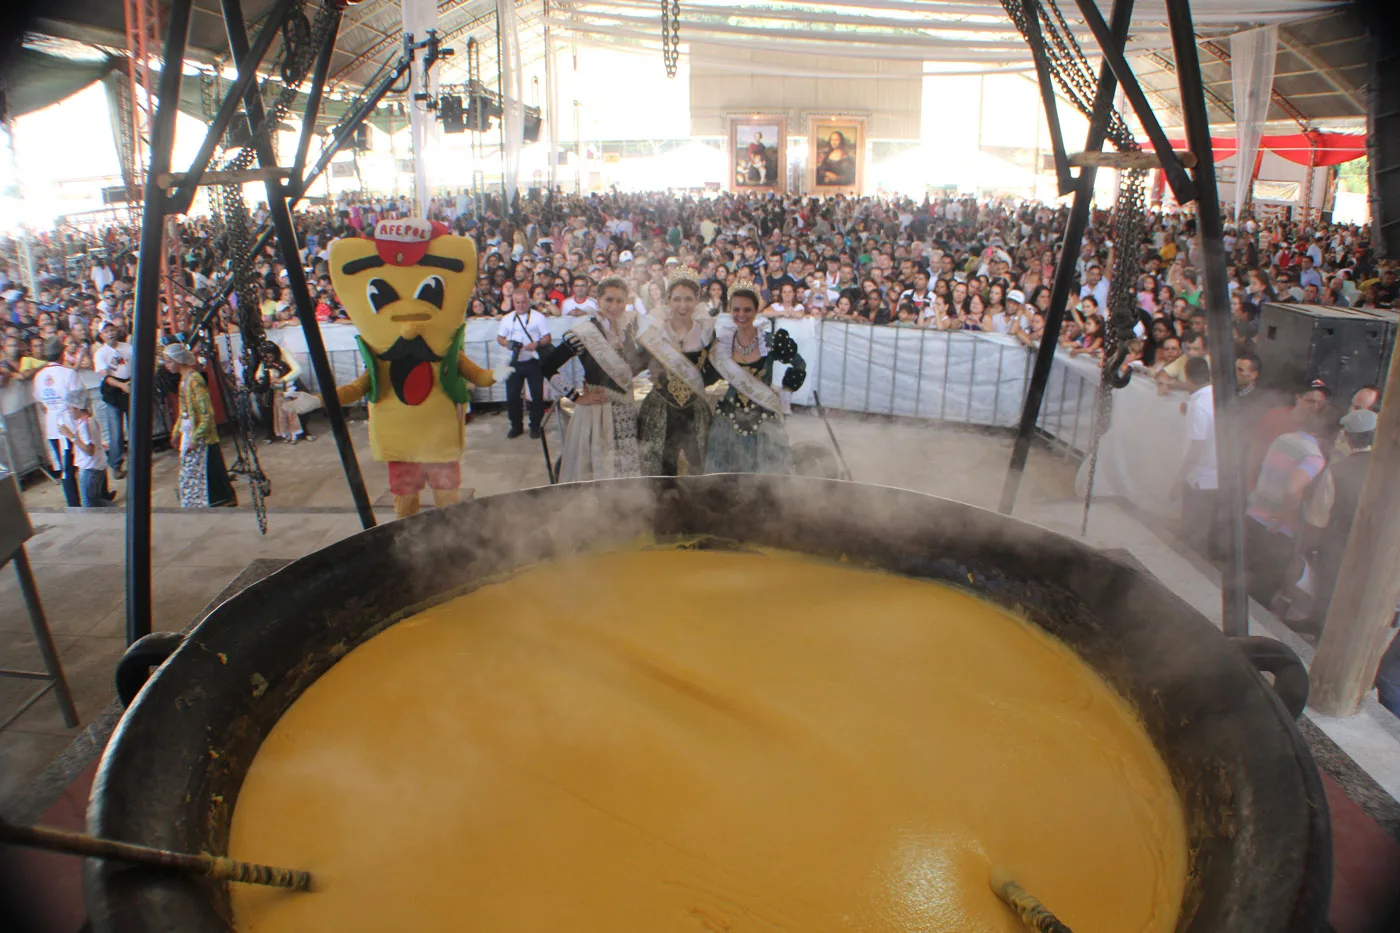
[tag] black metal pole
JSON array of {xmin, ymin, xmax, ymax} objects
[
  {"xmin": 999, "ymin": 0, "xmax": 1133, "ymax": 516},
  {"xmin": 1165, "ymin": 0, "xmax": 1249, "ymax": 637},
  {"xmin": 126, "ymin": 0, "xmax": 193, "ymax": 645},
  {"xmin": 165, "ymin": 0, "xmax": 297, "ymax": 215},
  {"xmin": 221, "ymin": 0, "xmax": 377, "ymax": 530},
  {"xmin": 293, "ymin": 7, "xmax": 342, "ymax": 190},
  {"xmin": 194, "ymin": 55, "xmax": 417, "ymax": 341},
  {"xmin": 1021, "ymin": 0, "xmax": 1073, "ymax": 196}
]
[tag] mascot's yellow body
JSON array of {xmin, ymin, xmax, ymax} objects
[{"xmin": 330, "ymin": 219, "xmax": 496, "ymax": 518}]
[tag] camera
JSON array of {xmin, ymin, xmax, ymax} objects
[{"xmin": 508, "ymin": 340, "xmax": 524, "ymax": 364}]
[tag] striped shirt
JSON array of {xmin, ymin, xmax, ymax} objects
[{"xmin": 1246, "ymin": 431, "xmax": 1326, "ymax": 536}]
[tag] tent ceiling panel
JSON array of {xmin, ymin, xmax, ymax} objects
[{"xmin": 15, "ymin": 0, "xmax": 1369, "ymax": 133}]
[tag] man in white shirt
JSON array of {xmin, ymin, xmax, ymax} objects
[
  {"xmin": 560, "ymin": 276, "xmax": 598, "ymax": 317},
  {"xmin": 91, "ymin": 323, "xmax": 132, "ymax": 478},
  {"xmin": 1172, "ymin": 356, "xmax": 1221, "ymax": 559},
  {"xmin": 59, "ymin": 389, "xmax": 111, "ymax": 508},
  {"xmin": 32, "ymin": 338, "xmax": 82, "ymax": 506},
  {"xmin": 1079, "ymin": 263, "xmax": 1110, "ymax": 309},
  {"xmin": 496, "ymin": 288, "xmax": 553, "ymax": 439}
]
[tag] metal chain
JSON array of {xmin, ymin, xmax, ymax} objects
[
  {"xmin": 661, "ymin": 0, "xmax": 680, "ymax": 78},
  {"xmin": 208, "ymin": 1, "xmax": 336, "ymax": 533},
  {"xmin": 997, "ymin": 0, "xmax": 1152, "ymax": 534}
]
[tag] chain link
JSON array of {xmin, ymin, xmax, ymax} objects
[
  {"xmin": 661, "ymin": 0, "xmax": 680, "ymax": 78},
  {"xmin": 208, "ymin": 1, "xmax": 336, "ymax": 533},
  {"xmin": 997, "ymin": 0, "xmax": 1152, "ymax": 533}
]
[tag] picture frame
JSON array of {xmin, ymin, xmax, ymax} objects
[
  {"xmin": 806, "ymin": 115, "xmax": 866, "ymax": 196},
  {"xmin": 727, "ymin": 115, "xmax": 787, "ymax": 194}
]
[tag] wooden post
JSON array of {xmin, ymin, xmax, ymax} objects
[{"xmin": 1309, "ymin": 348, "xmax": 1400, "ymax": 715}]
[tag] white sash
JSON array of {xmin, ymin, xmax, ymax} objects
[
  {"xmin": 637, "ymin": 318, "xmax": 707, "ymax": 398},
  {"xmin": 569, "ymin": 315, "xmax": 634, "ymax": 393},
  {"xmin": 711, "ymin": 327, "xmax": 782, "ymax": 415}
]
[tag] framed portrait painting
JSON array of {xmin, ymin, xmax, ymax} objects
[
  {"xmin": 728, "ymin": 115, "xmax": 786, "ymax": 193},
  {"xmin": 807, "ymin": 115, "xmax": 865, "ymax": 195}
]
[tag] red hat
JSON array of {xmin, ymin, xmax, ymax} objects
[{"xmin": 371, "ymin": 218, "xmax": 451, "ymax": 267}]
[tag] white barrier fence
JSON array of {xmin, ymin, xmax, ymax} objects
[{"xmin": 1, "ymin": 319, "xmax": 1102, "ymax": 478}]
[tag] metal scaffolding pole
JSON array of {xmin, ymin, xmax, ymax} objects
[
  {"xmin": 125, "ymin": 0, "xmax": 193, "ymax": 644},
  {"xmin": 219, "ymin": 0, "xmax": 377, "ymax": 531},
  {"xmin": 999, "ymin": 0, "xmax": 1133, "ymax": 515},
  {"xmin": 1165, "ymin": 0, "xmax": 1249, "ymax": 638}
]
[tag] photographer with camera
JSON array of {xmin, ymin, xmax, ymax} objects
[{"xmin": 496, "ymin": 287, "xmax": 552, "ymax": 439}]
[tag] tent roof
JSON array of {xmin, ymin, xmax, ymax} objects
[{"xmin": 14, "ymin": 0, "xmax": 1370, "ymax": 129}]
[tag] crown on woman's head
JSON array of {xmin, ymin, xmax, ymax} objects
[
  {"xmin": 665, "ymin": 268, "xmax": 702, "ymax": 296},
  {"xmin": 726, "ymin": 282, "xmax": 762, "ymax": 305}
]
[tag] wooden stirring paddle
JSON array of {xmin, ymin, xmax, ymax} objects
[
  {"xmin": 0, "ymin": 818, "xmax": 314, "ymax": 892},
  {"xmin": 990, "ymin": 867, "xmax": 1074, "ymax": 933}
]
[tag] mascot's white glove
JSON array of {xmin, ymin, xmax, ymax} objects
[{"xmin": 492, "ymin": 361, "xmax": 515, "ymax": 384}]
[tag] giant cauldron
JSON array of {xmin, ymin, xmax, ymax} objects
[{"xmin": 87, "ymin": 476, "xmax": 1330, "ymax": 932}]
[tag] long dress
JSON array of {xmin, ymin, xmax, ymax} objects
[
  {"xmin": 175, "ymin": 371, "xmax": 237, "ymax": 508},
  {"xmin": 704, "ymin": 327, "xmax": 807, "ymax": 475},
  {"xmin": 635, "ymin": 317, "xmax": 716, "ymax": 476},
  {"xmin": 540, "ymin": 313, "xmax": 644, "ymax": 482}
]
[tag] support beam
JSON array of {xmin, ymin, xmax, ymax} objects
[
  {"xmin": 157, "ymin": 167, "xmax": 294, "ymax": 189},
  {"xmin": 126, "ymin": 0, "xmax": 193, "ymax": 645},
  {"xmin": 1069, "ymin": 150, "xmax": 1197, "ymax": 170},
  {"xmin": 162, "ymin": 0, "xmax": 296, "ymax": 215},
  {"xmin": 1071, "ymin": 0, "xmax": 1195, "ymax": 205},
  {"xmin": 1166, "ymin": 0, "xmax": 1249, "ymax": 639},
  {"xmin": 1001, "ymin": 0, "xmax": 1133, "ymax": 515},
  {"xmin": 294, "ymin": 6, "xmax": 342, "ymax": 185},
  {"xmin": 221, "ymin": 0, "xmax": 378, "ymax": 532},
  {"xmin": 1021, "ymin": 0, "xmax": 1073, "ymax": 196}
]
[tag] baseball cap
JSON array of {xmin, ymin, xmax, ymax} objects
[
  {"xmin": 1340, "ymin": 408, "xmax": 1378, "ymax": 434},
  {"xmin": 1007, "ymin": 289, "xmax": 1025, "ymax": 304},
  {"xmin": 1306, "ymin": 378, "xmax": 1332, "ymax": 395},
  {"xmin": 619, "ymin": 250, "xmax": 634, "ymax": 263}
]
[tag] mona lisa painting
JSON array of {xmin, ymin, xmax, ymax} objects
[{"xmin": 808, "ymin": 116, "xmax": 865, "ymax": 195}]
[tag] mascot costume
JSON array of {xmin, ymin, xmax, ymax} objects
[{"xmin": 331, "ymin": 219, "xmax": 499, "ymax": 518}]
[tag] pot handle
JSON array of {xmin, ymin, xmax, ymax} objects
[
  {"xmin": 1229, "ymin": 635, "xmax": 1309, "ymax": 720},
  {"xmin": 115, "ymin": 632, "xmax": 186, "ymax": 707}
]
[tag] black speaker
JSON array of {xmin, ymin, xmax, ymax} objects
[
  {"xmin": 1256, "ymin": 301, "xmax": 1399, "ymax": 401},
  {"xmin": 523, "ymin": 109, "xmax": 541, "ymax": 143},
  {"xmin": 354, "ymin": 124, "xmax": 371, "ymax": 151},
  {"xmin": 440, "ymin": 95, "xmax": 465, "ymax": 133}
]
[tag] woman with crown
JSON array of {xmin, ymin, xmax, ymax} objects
[
  {"xmin": 539, "ymin": 275, "xmax": 645, "ymax": 481},
  {"xmin": 704, "ymin": 284, "xmax": 806, "ymax": 474},
  {"xmin": 634, "ymin": 271, "xmax": 717, "ymax": 475}
]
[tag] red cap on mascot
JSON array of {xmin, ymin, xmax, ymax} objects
[{"xmin": 371, "ymin": 218, "xmax": 452, "ymax": 267}]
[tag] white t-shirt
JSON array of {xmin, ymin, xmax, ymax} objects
[
  {"xmin": 68, "ymin": 415, "xmax": 104, "ymax": 471},
  {"xmin": 561, "ymin": 296, "xmax": 598, "ymax": 317},
  {"xmin": 1185, "ymin": 384, "xmax": 1218, "ymax": 490},
  {"xmin": 1080, "ymin": 278, "xmax": 1110, "ymax": 308},
  {"xmin": 33, "ymin": 364, "xmax": 79, "ymax": 440},
  {"xmin": 93, "ymin": 342, "xmax": 133, "ymax": 380},
  {"xmin": 497, "ymin": 310, "xmax": 551, "ymax": 362}
]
